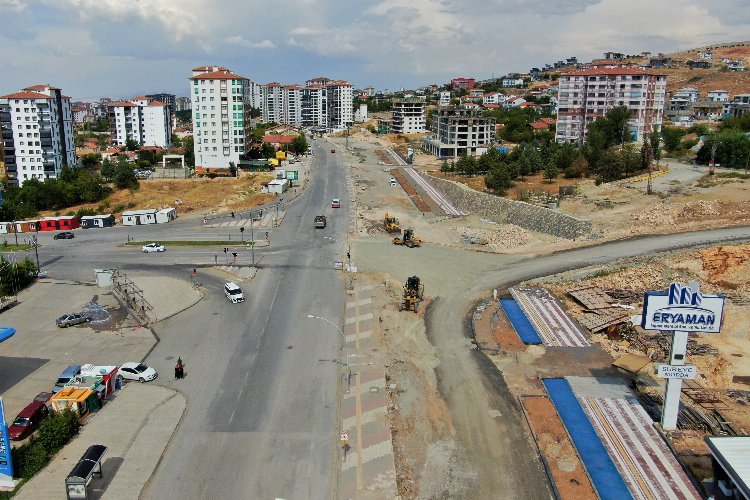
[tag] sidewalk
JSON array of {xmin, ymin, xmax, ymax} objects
[
  {"xmin": 123, "ymin": 274, "xmax": 202, "ymax": 323},
  {"xmin": 338, "ymin": 283, "xmax": 398, "ymax": 499},
  {"xmin": 15, "ymin": 384, "xmax": 185, "ymax": 500}
]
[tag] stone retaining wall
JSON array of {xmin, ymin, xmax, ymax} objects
[{"xmin": 425, "ymin": 175, "xmax": 592, "ymax": 239}]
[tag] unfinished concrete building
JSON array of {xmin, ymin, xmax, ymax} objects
[
  {"xmin": 390, "ymin": 98, "xmax": 426, "ymax": 134},
  {"xmin": 422, "ymin": 107, "xmax": 496, "ymax": 158}
]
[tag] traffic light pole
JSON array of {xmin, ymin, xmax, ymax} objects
[{"xmin": 250, "ymin": 212, "xmax": 255, "ymax": 268}]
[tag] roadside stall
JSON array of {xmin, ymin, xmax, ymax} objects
[
  {"xmin": 79, "ymin": 365, "xmax": 120, "ymax": 395},
  {"xmin": 40, "ymin": 216, "xmax": 79, "ymax": 231},
  {"xmin": 49, "ymin": 387, "xmax": 99, "ymax": 419},
  {"xmin": 64, "ymin": 375, "xmax": 107, "ymax": 404},
  {"xmin": 80, "ymin": 214, "xmax": 115, "ymax": 229}
]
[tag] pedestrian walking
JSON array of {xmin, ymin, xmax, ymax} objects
[{"xmin": 265, "ymin": 231, "xmax": 269, "ymax": 240}]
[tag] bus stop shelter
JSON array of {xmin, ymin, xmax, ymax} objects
[{"xmin": 65, "ymin": 444, "xmax": 107, "ymax": 499}]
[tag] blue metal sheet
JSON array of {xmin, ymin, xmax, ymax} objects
[
  {"xmin": 543, "ymin": 378, "xmax": 631, "ymax": 500},
  {"xmin": 0, "ymin": 327, "xmax": 15, "ymax": 343},
  {"xmin": 500, "ymin": 299, "xmax": 542, "ymax": 344}
]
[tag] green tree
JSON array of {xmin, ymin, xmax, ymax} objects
[
  {"xmin": 661, "ymin": 126, "xmax": 686, "ymax": 152},
  {"xmin": 100, "ymin": 158, "xmax": 116, "ymax": 181},
  {"xmin": 175, "ymin": 110, "xmax": 192, "ymax": 124},
  {"xmin": 289, "ymin": 134, "xmax": 308, "ymax": 156},
  {"xmin": 543, "ymin": 162, "xmax": 560, "ymax": 181},
  {"xmin": 138, "ymin": 149, "xmax": 157, "ymax": 165},
  {"xmin": 37, "ymin": 410, "xmax": 80, "ymax": 452},
  {"xmin": 113, "ymin": 158, "xmax": 139, "ymax": 189},
  {"xmin": 583, "ymin": 127, "xmax": 606, "ymax": 173},
  {"xmin": 183, "ymin": 136, "xmax": 195, "ymax": 167},
  {"xmin": 440, "ymin": 159, "xmax": 451, "ymax": 173},
  {"xmin": 650, "ymin": 130, "xmax": 662, "ymax": 162},
  {"xmin": 484, "ymin": 165, "xmax": 512, "ymax": 193},
  {"xmin": 80, "ymin": 153, "xmax": 102, "ymax": 170},
  {"xmin": 124, "ymin": 138, "xmax": 140, "ymax": 151}
]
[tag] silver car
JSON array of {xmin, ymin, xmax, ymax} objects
[{"xmin": 56, "ymin": 313, "xmax": 91, "ymax": 328}]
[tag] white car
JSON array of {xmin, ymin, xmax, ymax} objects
[
  {"xmin": 142, "ymin": 243, "xmax": 166, "ymax": 253},
  {"xmin": 224, "ymin": 282, "xmax": 245, "ymax": 303},
  {"xmin": 119, "ymin": 362, "xmax": 158, "ymax": 383}
]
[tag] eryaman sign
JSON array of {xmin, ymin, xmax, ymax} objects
[{"xmin": 641, "ymin": 283, "xmax": 725, "ymax": 333}]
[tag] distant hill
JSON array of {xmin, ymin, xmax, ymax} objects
[{"xmin": 658, "ymin": 42, "xmax": 750, "ymax": 95}]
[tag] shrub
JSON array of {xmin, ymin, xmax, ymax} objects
[
  {"xmin": 12, "ymin": 442, "xmax": 49, "ymax": 479},
  {"xmin": 97, "ymin": 199, "xmax": 111, "ymax": 211},
  {"xmin": 112, "ymin": 203, "xmax": 127, "ymax": 214},
  {"xmin": 37, "ymin": 409, "xmax": 79, "ymax": 453},
  {"xmin": 77, "ymin": 208, "xmax": 97, "ymax": 218}
]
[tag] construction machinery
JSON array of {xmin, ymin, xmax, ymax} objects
[
  {"xmin": 392, "ymin": 228, "xmax": 421, "ymax": 248},
  {"xmin": 384, "ymin": 213, "xmax": 400, "ymax": 233},
  {"xmin": 400, "ymin": 276, "xmax": 424, "ymax": 312}
]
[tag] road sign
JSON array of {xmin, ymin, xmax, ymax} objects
[
  {"xmin": 340, "ymin": 431, "xmax": 349, "ymax": 444},
  {"xmin": 657, "ymin": 363, "xmax": 697, "ymax": 379},
  {"xmin": 0, "ymin": 397, "xmax": 14, "ymax": 481},
  {"xmin": 287, "ymin": 170, "xmax": 299, "ymax": 180}
]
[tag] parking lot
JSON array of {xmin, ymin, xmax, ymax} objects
[{"xmin": 0, "ymin": 280, "xmax": 155, "ymax": 421}]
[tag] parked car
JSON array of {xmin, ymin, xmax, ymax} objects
[
  {"xmin": 53, "ymin": 231, "xmax": 75, "ymax": 240},
  {"xmin": 56, "ymin": 312, "xmax": 91, "ymax": 328},
  {"xmin": 119, "ymin": 362, "xmax": 158, "ymax": 382},
  {"xmin": 8, "ymin": 401, "xmax": 49, "ymax": 440},
  {"xmin": 53, "ymin": 365, "xmax": 81, "ymax": 392},
  {"xmin": 331, "ymin": 198, "xmax": 341, "ymax": 208},
  {"xmin": 389, "ymin": 178, "xmax": 398, "ymax": 186},
  {"xmin": 224, "ymin": 282, "xmax": 245, "ymax": 303},
  {"xmin": 33, "ymin": 392, "xmax": 53, "ymax": 403},
  {"xmin": 142, "ymin": 243, "xmax": 166, "ymax": 253}
]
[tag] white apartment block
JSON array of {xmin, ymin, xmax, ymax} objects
[
  {"xmin": 555, "ymin": 68, "xmax": 666, "ymax": 144},
  {"xmin": 673, "ymin": 87, "xmax": 700, "ymax": 102},
  {"xmin": 326, "ymin": 80, "xmax": 354, "ymax": 131},
  {"xmin": 190, "ymin": 66, "xmax": 251, "ymax": 169},
  {"xmin": 0, "ymin": 84, "xmax": 75, "ymax": 186},
  {"xmin": 282, "ymin": 85, "xmax": 303, "ymax": 126},
  {"xmin": 439, "ymin": 91, "xmax": 451, "ymax": 106},
  {"xmin": 707, "ymin": 90, "xmax": 729, "ymax": 102},
  {"xmin": 109, "ymin": 96, "xmax": 172, "ymax": 147},
  {"xmin": 261, "ymin": 83, "xmax": 284, "ymax": 123},
  {"xmin": 390, "ymin": 99, "xmax": 426, "ymax": 134}
]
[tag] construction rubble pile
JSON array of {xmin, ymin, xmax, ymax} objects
[
  {"xmin": 629, "ymin": 200, "xmax": 750, "ymax": 228},
  {"xmin": 449, "ymin": 224, "xmax": 533, "ymax": 251}
]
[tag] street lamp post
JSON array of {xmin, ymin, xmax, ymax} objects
[
  {"xmin": 250, "ymin": 212, "xmax": 255, "ymax": 268},
  {"xmin": 307, "ymin": 314, "xmax": 350, "ymax": 387}
]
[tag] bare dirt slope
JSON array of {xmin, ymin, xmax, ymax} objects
[{"xmin": 40, "ymin": 174, "xmax": 275, "ymax": 219}]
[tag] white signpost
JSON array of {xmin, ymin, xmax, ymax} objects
[
  {"xmin": 656, "ymin": 363, "xmax": 698, "ymax": 379},
  {"xmin": 641, "ymin": 282, "xmax": 724, "ymax": 430}
]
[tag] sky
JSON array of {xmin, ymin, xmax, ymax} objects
[{"xmin": 1, "ymin": 0, "xmax": 749, "ymax": 101}]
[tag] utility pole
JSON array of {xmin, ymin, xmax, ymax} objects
[{"xmin": 250, "ymin": 213, "xmax": 255, "ymax": 268}]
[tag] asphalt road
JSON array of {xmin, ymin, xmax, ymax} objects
[{"xmin": 141, "ymin": 141, "xmax": 350, "ymax": 500}]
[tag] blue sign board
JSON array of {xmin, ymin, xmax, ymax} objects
[{"xmin": 0, "ymin": 397, "xmax": 14, "ymax": 479}]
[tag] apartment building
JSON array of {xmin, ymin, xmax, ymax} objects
[
  {"xmin": 145, "ymin": 93, "xmax": 176, "ymax": 110},
  {"xmin": 189, "ymin": 66, "xmax": 252, "ymax": 169},
  {"xmin": 422, "ymin": 107, "xmax": 496, "ymax": 158},
  {"xmin": 325, "ymin": 80, "xmax": 354, "ymax": 131},
  {"xmin": 108, "ymin": 96, "xmax": 172, "ymax": 147},
  {"xmin": 260, "ymin": 83, "xmax": 284, "ymax": 123},
  {"xmin": 438, "ymin": 91, "xmax": 451, "ymax": 106},
  {"xmin": 175, "ymin": 97, "xmax": 192, "ymax": 111},
  {"xmin": 282, "ymin": 85, "xmax": 303, "ymax": 126},
  {"xmin": 301, "ymin": 85, "xmax": 327, "ymax": 128},
  {"xmin": 0, "ymin": 84, "xmax": 75, "ymax": 186},
  {"xmin": 390, "ymin": 98, "xmax": 426, "ymax": 134},
  {"xmin": 555, "ymin": 68, "xmax": 666, "ymax": 144}
]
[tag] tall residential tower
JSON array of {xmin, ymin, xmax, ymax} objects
[{"xmin": 0, "ymin": 84, "xmax": 75, "ymax": 186}]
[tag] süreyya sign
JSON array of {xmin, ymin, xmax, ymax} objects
[
  {"xmin": 642, "ymin": 283, "xmax": 724, "ymax": 333},
  {"xmin": 657, "ymin": 363, "xmax": 697, "ymax": 379}
]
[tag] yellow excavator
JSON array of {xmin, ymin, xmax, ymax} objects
[
  {"xmin": 384, "ymin": 213, "xmax": 400, "ymax": 233},
  {"xmin": 400, "ymin": 276, "xmax": 424, "ymax": 312},
  {"xmin": 393, "ymin": 228, "xmax": 421, "ymax": 248}
]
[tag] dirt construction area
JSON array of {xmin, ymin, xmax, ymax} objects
[{"xmin": 333, "ymin": 128, "xmax": 750, "ymax": 498}]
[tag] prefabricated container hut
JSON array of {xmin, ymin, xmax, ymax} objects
[
  {"xmin": 156, "ymin": 207, "xmax": 176, "ymax": 224},
  {"xmin": 40, "ymin": 216, "xmax": 79, "ymax": 231},
  {"xmin": 80, "ymin": 214, "xmax": 115, "ymax": 229},
  {"xmin": 121, "ymin": 209, "xmax": 157, "ymax": 226},
  {"xmin": 265, "ymin": 178, "xmax": 290, "ymax": 195},
  {"xmin": 17, "ymin": 220, "xmax": 40, "ymax": 233}
]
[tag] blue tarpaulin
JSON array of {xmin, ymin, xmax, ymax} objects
[
  {"xmin": 0, "ymin": 327, "xmax": 16, "ymax": 343},
  {"xmin": 543, "ymin": 378, "xmax": 631, "ymax": 500},
  {"xmin": 500, "ymin": 299, "xmax": 542, "ymax": 344}
]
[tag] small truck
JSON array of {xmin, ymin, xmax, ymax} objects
[{"xmin": 314, "ymin": 215, "xmax": 327, "ymax": 228}]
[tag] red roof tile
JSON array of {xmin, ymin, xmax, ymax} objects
[
  {"xmin": 23, "ymin": 84, "xmax": 60, "ymax": 91},
  {"xmin": 0, "ymin": 91, "xmax": 52, "ymax": 100},
  {"xmin": 148, "ymin": 101, "xmax": 167, "ymax": 107},
  {"xmin": 189, "ymin": 70, "xmax": 247, "ymax": 81},
  {"xmin": 193, "ymin": 66, "xmax": 229, "ymax": 72}
]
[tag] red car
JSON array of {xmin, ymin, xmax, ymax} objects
[{"xmin": 8, "ymin": 400, "xmax": 49, "ymax": 440}]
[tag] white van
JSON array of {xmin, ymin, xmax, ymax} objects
[{"xmin": 224, "ymin": 282, "xmax": 245, "ymax": 303}]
